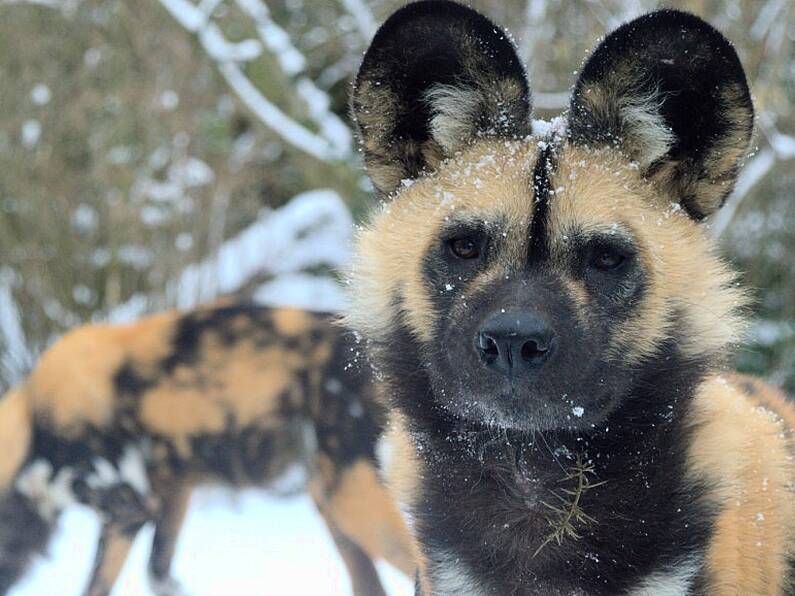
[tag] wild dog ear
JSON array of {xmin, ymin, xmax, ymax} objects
[
  {"xmin": 569, "ymin": 10, "xmax": 754, "ymax": 220},
  {"xmin": 351, "ymin": 0, "xmax": 532, "ymax": 196}
]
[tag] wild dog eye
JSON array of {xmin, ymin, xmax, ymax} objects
[
  {"xmin": 448, "ymin": 237, "xmax": 480, "ymax": 260},
  {"xmin": 590, "ymin": 247, "xmax": 626, "ymax": 271}
]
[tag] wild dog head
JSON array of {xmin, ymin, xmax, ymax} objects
[{"xmin": 348, "ymin": 1, "xmax": 753, "ymax": 433}]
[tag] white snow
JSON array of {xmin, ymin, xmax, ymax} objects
[
  {"xmin": 30, "ymin": 84, "xmax": 51, "ymax": 106},
  {"xmin": 11, "ymin": 490, "xmax": 413, "ymax": 596},
  {"xmin": 21, "ymin": 120, "xmax": 41, "ymax": 148},
  {"xmin": 106, "ymin": 189, "xmax": 353, "ymax": 322}
]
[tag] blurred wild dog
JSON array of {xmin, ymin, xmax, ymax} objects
[
  {"xmin": 348, "ymin": 1, "xmax": 795, "ymax": 594},
  {"xmin": 0, "ymin": 303, "xmax": 415, "ymax": 596}
]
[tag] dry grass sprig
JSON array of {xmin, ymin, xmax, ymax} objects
[{"xmin": 533, "ymin": 454, "xmax": 605, "ymax": 557}]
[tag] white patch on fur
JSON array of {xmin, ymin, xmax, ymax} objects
[
  {"xmin": 425, "ymin": 84, "xmax": 482, "ymax": 153},
  {"xmin": 429, "ymin": 550, "xmax": 488, "ymax": 596},
  {"xmin": 84, "ymin": 444, "xmax": 150, "ymax": 496},
  {"xmin": 628, "ymin": 557, "xmax": 701, "ymax": 595},
  {"xmin": 87, "ymin": 456, "xmax": 118, "ymax": 489},
  {"xmin": 619, "ymin": 88, "xmax": 676, "ymax": 167},
  {"xmin": 15, "ymin": 459, "xmax": 77, "ymax": 519},
  {"xmin": 376, "ymin": 433, "xmax": 394, "ymax": 473},
  {"xmin": 118, "ymin": 444, "xmax": 151, "ymax": 496}
]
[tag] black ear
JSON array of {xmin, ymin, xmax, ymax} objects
[
  {"xmin": 569, "ymin": 10, "xmax": 754, "ymax": 220},
  {"xmin": 351, "ymin": 0, "xmax": 531, "ymax": 196}
]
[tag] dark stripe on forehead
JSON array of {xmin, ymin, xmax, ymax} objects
[{"xmin": 527, "ymin": 141, "xmax": 557, "ymax": 265}]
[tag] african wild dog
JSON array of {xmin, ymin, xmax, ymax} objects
[
  {"xmin": 347, "ymin": 1, "xmax": 795, "ymax": 594},
  {"xmin": 0, "ymin": 303, "xmax": 416, "ymax": 596}
]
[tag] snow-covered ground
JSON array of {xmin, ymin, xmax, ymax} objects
[{"xmin": 12, "ymin": 488, "xmax": 413, "ymax": 596}]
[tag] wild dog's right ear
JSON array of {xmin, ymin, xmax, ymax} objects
[{"xmin": 351, "ymin": 0, "xmax": 532, "ymax": 196}]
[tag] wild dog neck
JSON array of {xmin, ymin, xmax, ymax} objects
[{"xmin": 378, "ymin": 324, "xmax": 713, "ymax": 593}]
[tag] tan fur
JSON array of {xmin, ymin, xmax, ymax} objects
[
  {"xmin": 547, "ymin": 145, "xmax": 748, "ymax": 363},
  {"xmin": 271, "ymin": 307, "xmax": 314, "ymax": 336},
  {"xmin": 349, "ymin": 141, "xmax": 747, "ymax": 366},
  {"xmin": 85, "ymin": 524, "xmax": 139, "ymax": 596},
  {"xmin": 322, "ymin": 459, "xmax": 418, "ymax": 577},
  {"xmin": 688, "ymin": 374, "xmax": 795, "ymax": 594},
  {"xmin": 27, "ymin": 312, "xmax": 177, "ymax": 436},
  {"xmin": 380, "ymin": 412, "xmax": 431, "ymax": 586},
  {"xmin": 0, "ymin": 387, "xmax": 31, "ymax": 491},
  {"xmin": 348, "ymin": 140, "xmax": 537, "ymax": 343}
]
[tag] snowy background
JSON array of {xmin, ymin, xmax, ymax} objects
[
  {"xmin": 0, "ymin": 0, "xmax": 794, "ymax": 594},
  {"xmin": 12, "ymin": 491, "xmax": 412, "ymax": 595}
]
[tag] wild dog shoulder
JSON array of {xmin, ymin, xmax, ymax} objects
[{"xmin": 687, "ymin": 374, "xmax": 795, "ymax": 594}]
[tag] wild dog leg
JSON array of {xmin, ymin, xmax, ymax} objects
[
  {"xmin": 321, "ymin": 459, "xmax": 416, "ymax": 577},
  {"xmin": 316, "ymin": 506, "xmax": 387, "ymax": 596},
  {"xmin": 310, "ymin": 456, "xmax": 388, "ymax": 596},
  {"xmin": 83, "ymin": 519, "xmax": 144, "ymax": 596},
  {"xmin": 148, "ymin": 482, "xmax": 192, "ymax": 595}
]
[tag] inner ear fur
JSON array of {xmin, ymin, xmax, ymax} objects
[
  {"xmin": 569, "ymin": 9, "xmax": 754, "ymax": 220},
  {"xmin": 351, "ymin": 0, "xmax": 532, "ymax": 196}
]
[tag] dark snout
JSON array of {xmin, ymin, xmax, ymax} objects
[{"xmin": 476, "ymin": 311, "xmax": 555, "ymax": 376}]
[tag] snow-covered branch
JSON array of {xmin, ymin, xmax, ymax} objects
[
  {"xmin": 338, "ymin": 0, "xmax": 376, "ymax": 41},
  {"xmin": 216, "ymin": 63, "xmax": 344, "ymax": 161},
  {"xmin": 106, "ymin": 189, "xmax": 353, "ymax": 322},
  {"xmin": 157, "ymin": 0, "xmax": 349, "ymax": 161},
  {"xmin": 0, "ymin": 270, "xmax": 34, "ymax": 385},
  {"xmin": 712, "ymin": 121, "xmax": 795, "ymax": 238},
  {"xmin": 234, "ymin": 0, "xmax": 351, "ymax": 157}
]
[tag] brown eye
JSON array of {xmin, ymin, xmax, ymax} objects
[
  {"xmin": 449, "ymin": 237, "xmax": 480, "ymax": 260},
  {"xmin": 590, "ymin": 249, "xmax": 625, "ymax": 271}
]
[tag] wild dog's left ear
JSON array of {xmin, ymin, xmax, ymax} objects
[
  {"xmin": 569, "ymin": 10, "xmax": 754, "ymax": 220},
  {"xmin": 351, "ymin": 1, "xmax": 532, "ymax": 196}
]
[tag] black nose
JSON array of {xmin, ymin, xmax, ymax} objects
[{"xmin": 476, "ymin": 312, "xmax": 554, "ymax": 375}]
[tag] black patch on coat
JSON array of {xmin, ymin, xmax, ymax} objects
[
  {"xmin": 0, "ymin": 490, "xmax": 52, "ymax": 593},
  {"xmin": 160, "ymin": 304, "xmax": 274, "ymax": 373},
  {"xmin": 315, "ymin": 329, "xmax": 386, "ymax": 471},
  {"xmin": 528, "ymin": 142, "xmax": 556, "ymax": 264}
]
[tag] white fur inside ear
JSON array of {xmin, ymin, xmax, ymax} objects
[
  {"xmin": 619, "ymin": 87, "xmax": 676, "ymax": 167},
  {"xmin": 425, "ymin": 83, "xmax": 482, "ymax": 153}
]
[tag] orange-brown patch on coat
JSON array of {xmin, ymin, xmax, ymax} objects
[
  {"xmin": 140, "ymin": 341, "xmax": 306, "ymax": 454},
  {"xmin": 26, "ymin": 312, "xmax": 178, "ymax": 436},
  {"xmin": 272, "ymin": 308, "xmax": 314, "ymax": 336},
  {"xmin": 322, "ymin": 459, "xmax": 417, "ymax": 577},
  {"xmin": 85, "ymin": 524, "xmax": 139, "ymax": 596},
  {"xmin": 0, "ymin": 386, "xmax": 31, "ymax": 491},
  {"xmin": 688, "ymin": 374, "xmax": 795, "ymax": 595}
]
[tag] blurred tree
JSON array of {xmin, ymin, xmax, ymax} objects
[{"xmin": 0, "ymin": 0, "xmax": 793, "ymax": 391}]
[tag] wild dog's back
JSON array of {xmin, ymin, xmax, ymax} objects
[{"xmin": 2, "ymin": 303, "xmax": 415, "ymax": 595}]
